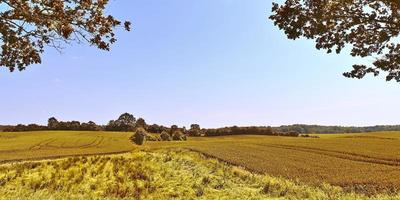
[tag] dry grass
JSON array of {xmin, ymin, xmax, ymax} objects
[
  {"xmin": 1, "ymin": 149, "xmax": 395, "ymax": 200},
  {"xmin": 1, "ymin": 130, "xmax": 400, "ymax": 197},
  {"xmin": 144, "ymin": 132, "xmax": 400, "ymax": 195},
  {"xmin": 0, "ymin": 131, "xmax": 135, "ymax": 162}
]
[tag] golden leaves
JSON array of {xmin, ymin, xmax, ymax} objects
[
  {"xmin": 61, "ymin": 24, "xmax": 74, "ymax": 39},
  {"xmin": 270, "ymin": 0, "xmax": 400, "ymax": 82},
  {"xmin": 0, "ymin": 0, "xmax": 131, "ymax": 72}
]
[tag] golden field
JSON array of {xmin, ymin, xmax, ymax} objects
[
  {"xmin": 0, "ymin": 149, "xmax": 397, "ymax": 200},
  {"xmin": 0, "ymin": 131, "xmax": 134, "ymax": 163},
  {"xmin": 144, "ymin": 132, "xmax": 400, "ymax": 195},
  {"xmin": 1, "ymin": 131, "xmax": 400, "ymax": 198}
]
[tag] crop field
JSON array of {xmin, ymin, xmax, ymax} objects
[
  {"xmin": 0, "ymin": 149, "xmax": 395, "ymax": 200},
  {"xmin": 144, "ymin": 132, "xmax": 400, "ymax": 195},
  {"xmin": 0, "ymin": 131, "xmax": 134, "ymax": 163},
  {"xmin": 1, "ymin": 131, "xmax": 400, "ymax": 197}
]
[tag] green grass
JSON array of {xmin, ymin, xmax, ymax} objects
[
  {"xmin": 0, "ymin": 131, "xmax": 135, "ymax": 162},
  {"xmin": 144, "ymin": 132, "xmax": 400, "ymax": 195},
  {"xmin": 1, "ymin": 149, "xmax": 396, "ymax": 200}
]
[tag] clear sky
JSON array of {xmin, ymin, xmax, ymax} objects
[{"xmin": 1, "ymin": 0, "xmax": 400, "ymax": 128}]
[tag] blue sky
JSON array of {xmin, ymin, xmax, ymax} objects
[{"xmin": 1, "ymin": 0, "xmax": 400, "ymax": 128}]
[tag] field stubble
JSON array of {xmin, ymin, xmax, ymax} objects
[
  {"xmin": 0, "ymin": 149, "xmax": 396, "ymax": 200},
  {"xmin": 1, "ymin": 131, "xmax": 400, "ymax": 197},
  {"xmin": 0, "ymin": 131, "xmax": 135, "ymax": 163},
  {"xmin": 145, "ymin": 132, "xmax": 400, "ymax": 195}
]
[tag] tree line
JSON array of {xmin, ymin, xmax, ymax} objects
[
  {"xmin": 275, "ymin": 124, "xmax": 400, "ymax": 134},
  {"xmin": 0, "ymin": 124, "xmax": 47, "ymax": 132},
  {"xmin": 204, "ymin": 126, "xmax": 272, "ymax": 137},
  {"xmin": 1, "ymin": 113, "xmax": 183, "ymax": 133},
  {"xmin": 4, "ymin": 113, "xmax": 400, "ymax": 135}
]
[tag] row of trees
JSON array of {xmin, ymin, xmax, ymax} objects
[
  {"xmin": 104, "ymin": 113, "xmax": 190, "ymax": 135},
  {"xmin": 131, "ymin": 127, "xmax": 188, "ymax": 145},
  {"xmin": 49, "ymin": 113, "xmax": 150, "ymax": 132},
  {"xmin": 275, "ymin": 124, "xmax": 400, "ymax": 134},
  {"xmin": 2, "ymin": 113, "xmax": 138, "ymax": 132},
  {"xmin": 10, "ymin": 114, "xmax": 400, "ymax": 135},
  {"xmin": 47, "ymin": 118, "xmax": 101, "ymax": 131},
  {"xmin": 203, "ymin": 126, "xmax": 287, "ymax": 137},
  {"xmin": 1, "ymin": 113, "xmax": 191, "ymax": 134},
  {"xmin": 2, "ymin": 124, "xmax": 47, "ymax": 132},
  {"xmin": 0, "ymin": 125, "xmax": 13, "ymax": 132}
]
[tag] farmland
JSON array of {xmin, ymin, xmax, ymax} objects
[
  {"xmin": 1, "ymin": 131, "xmax": 400, "ymax": 198},
  {"xmin": 0, "ymin": 149, "xmax": 395, "ymax": 200},
  {"xmin": 0, "ymin": 131, "xmax": 134, "ymax": 163},
  {"xmin": 145, "ymin": 132, "xmax": 400, "ymax": 195}
]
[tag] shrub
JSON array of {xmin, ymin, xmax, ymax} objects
[
  {"xmin": 131, "ymin": 128, "xmax": 147, "ymax": 145},
  {"xmin": 301, "ymin": 134, "xmax": 320, "ymax": 139},
  {"xmin": 277, "ymin": 131, "xmax": 299, "ymax": 137},
  {"xmin": 203, "ymin": 126, "xmax": 274, "ymax": 137},
  {"xmin": 160, "ymin": 131, "xmax": 172, "ymax": 141},
  {"xmin": 188, "ymin": 129, "xmax": 202, "ymax": 137},
  {"xmin": 172, "ymin": 131, "xmax": 185, "ymax": 141},
  {"xmin": 287, "ymin": 131, "xmax": 300, "ymax": 137},
  {"xmin": 188, "ymin": 124, "xmax": 202, "ymax": 137},
  {"xmin": 301, "ymin": 134, "xmax": 310, "ymax": 137}
]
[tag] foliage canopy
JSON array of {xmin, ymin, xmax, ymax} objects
[
  {"xmin": 0, "ymin": 0, "xmax": 130, "ymax": 72},
  {"xmin": 270, "ymin": 1, "xmax": 400, "ymax": 82}
]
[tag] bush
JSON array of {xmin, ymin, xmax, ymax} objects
[
  {"xmin": 160, "ymin": 131, "xmax": 172, "ymax": 141},
  {"xmin": 203, "ymin": 126, "xmax": 274, "ymax": 137},
  {"xmin": 301, "ymin": 134, "xmax": 310, "ymax": 137},
  {"xmin": 301, "ymin": 134, "xmax": 320, "ymax": 138},
  {"xmin": 172, "ymin": 131, "xmax": 185, "ymax": 141},
  {"xmin": 188, "ymin": 129, "xmax": 202, "ymax": 137},
  {"xmin": 131, "ymin": 128, "xmax": 147, "ymax": 145}
]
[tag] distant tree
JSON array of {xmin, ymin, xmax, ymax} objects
[
  {"xmin": 57, "ymin": 121, "xmax": 68, "ymax": 130},
  {"xmin": 70, "ymin": 121, "xmax": 81, "ymax": 130},
  {"xmin": 270, "ymin": 1, "xmax": 400, "ymax": 82},
  {"xmin": 147, "ymin": 124, "xmax": 167, "ymax": 133},
  {"xmin": 231, "ymin": 126, "xmax": 240, "ymax": 135},
  {"xmin": 190, "ymin": 124, "xmax": 200, "ymax": 130},
  {"xmin": 170, "ymin": 125, "xmax": 179, "ymax": 134},
  {"xmin": 48, "ymin": 117, "xmax": 59, "ymax": 130},
  {"xmin": 0, "ymin": 0, "xmax": 131, "ymax": 72},
  {"xmin": 274, "ymin": 124, "xmax": 400, "ymax": 134},
  {"xmin": 203, "ymin": 126, "xmax": 275, "ymax": 137},
  {"xmin": 188, "ymin": 124, "xmax": 202, "ymax": 137},
  {"xmin": 136, "ymin": 118, "xmax": 147, "ymax": 129},
  {"xmin": 81, "ymin": 121, "xmax": 100, "ymax": 131},
  {"xmin": 117, "ymin": 113, "xmax": 136, "ymax": 126},
  {"xmin": 27, "ymin": 124, "xmax": 47, "ymax": 131},
  {"xmin": 0, "ymin": 125, "xmax": 13, "ymax": 132},
  {"xmin": 105, "ymin": 120, "xmax": 116, "ymax": 131},
  {"xmin": 3, "ymin": 123, "xmax": 47, "ymax": 132},
  {"xmin": 105, "ymin": 113, "xmax": 136, "ymax": 131}
]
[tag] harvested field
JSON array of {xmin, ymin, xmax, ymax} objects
[
  {"xmin": 0, "ymin": 149, "xmax": 394, "ymax": 200},
  {"xmin": 1, "ymin": 130, "xmax": 400, "ymax": 196},
  {"xmin": 0, "ymin": 131, "xmax": 134, "ymax": 163},
  {"xmin": 145, "ymin": 132, "xmax": 400, "ymax": 194}
]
